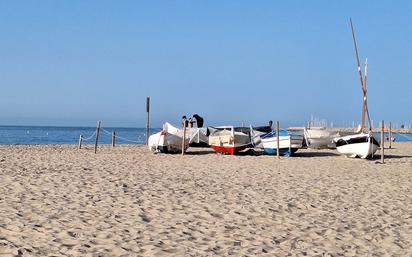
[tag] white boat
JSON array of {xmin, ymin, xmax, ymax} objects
[
  {"xmin": 333, "ymin": 132, "xmax": 379, "ymax": 159},
  {"xmin": 261, "ymin": 131, "xmax": 303, "ymax": 156},
  {"xmin": 208, "ymin": 126, "xmax": 251, "ymax": 155},
  {"xmin": 333, "ymin": 19, "xmax": 380, "ymax": 159},
  {"xmin": 304, "ymin": 127, "xmax": 340, "ymax": 149},
  {"xmin": 148, "ymin": 122, "xmax": 190, "ymax": 153}
]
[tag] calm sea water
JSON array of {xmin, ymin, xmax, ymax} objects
[
  {"xmin": 0, "ymin": 126, "xmax": 161, "ymax": 145},
  {"xmin": 0, "ymin": 126, "xmax": 410, "ymax": 145},
  {"xmin": 372, "ymin": 132, "xmax": 412, "ymax": 142}
]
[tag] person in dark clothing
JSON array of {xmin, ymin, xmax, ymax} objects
[
  {"xmin": 268, "ymin": 120, "xmax": 273, "ymax": 130},
  {"xmin": 182, "ymin": 116, "xmax": 188, "ymax": 127},
  {"xmin": 192, "ymin": 114, "xmax": 204, "ymax": 128}
]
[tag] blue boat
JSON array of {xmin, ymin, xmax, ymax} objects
[{"xmin": 260, "ymin": 130, "xmax": 304, "ymax": 156}]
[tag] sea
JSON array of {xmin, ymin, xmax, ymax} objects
[
  {"xmin": 0, "ymin": 126, "xmax": 161, "ymax": 145},
  {"xmin": 0, "ymin": 126, "xmax": 411, "ymax": 145}
]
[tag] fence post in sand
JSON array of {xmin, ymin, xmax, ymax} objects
[
  {"xmin": 276, "ymin": 121, "xmax": 280, "ymax": 160},
  {"xmin": 389, "ymin": 122, "xmax": 392, "ymax": 149},
  {"xmin": 146, "ymin": 97, "xmax": 150, "ymax": 145},
  {"xmin": 94, "ymin": 120, "xmax": 101, "ymax": 154},
  {"xmin": 182, "ymin": 118, "xmax": 187, "ymax": 155},
  {"xmin": 78, "ymin": 134, "xmax": 83, "ymax": 149},
  {"xmin": 380, "ymin": 120, "xmax": 384, "ymax": 164},
  {"xmin": 112, "ymin": 130, "xmax": 116, "ymax": 147}
]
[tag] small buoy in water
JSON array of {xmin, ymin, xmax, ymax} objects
[
  {"xmin": 26, "ymin": 131, "xmax": 30, "ymax": 134},
  {"xmin": 46, "ymin": 132, "xmax": 48, "ymax": 136}
]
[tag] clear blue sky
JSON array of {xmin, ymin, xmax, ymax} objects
[{"xmin": 1, "ymin": 1, "xmax": 411, "ymax": 128}]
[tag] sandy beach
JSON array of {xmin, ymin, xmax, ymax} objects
[{"xmin": 0, "ymin": 143, "xmax": 411, "ymax": 256}]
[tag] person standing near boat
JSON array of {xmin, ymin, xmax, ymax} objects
[
  {"xmin": 192, "ymin": 114, "xmax": 204, "ymax": 128},
  {"xmin": 188, "ymin": 117, "xmax": 194, "ymax": 128},
  {"xmin": 182, "ymin": 116, "xmax": 188, "ymax": 128}
]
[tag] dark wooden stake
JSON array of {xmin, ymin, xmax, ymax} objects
[
  {"xmin": 389, "ymin": 121, "xmax": 392, "ymax": 149},
  {"xmin": 381, "ymin": 120, "xmax": 384, "ymax": 164},
  {"xmin": 276, "ymin": 121, "xmax": 280, "ymax": 160},
  {"xmin": 78, "ymin": 134, "xmax": 83, "ymax": 149},
  {"xmin": 182, "ymin": 120, "xmax": 187, "ymax": 155},
  {"xmin": 112, "ymin": 130, "xmax": 116, "ymax": 147},
  {"xmin": 146, "ymin": 97, "xmax": 150, "ymax": 145},
  {"xmin": 94, "ymin": 120, "xmax": 101, "ymax": 154}
]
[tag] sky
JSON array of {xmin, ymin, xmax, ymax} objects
[{"xmin": 0, "ymin": 1, "xmax": 411, "ymax": 128}]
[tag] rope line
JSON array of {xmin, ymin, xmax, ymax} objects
[
  {"xmin": 82, "ymin": 131, "xmax": 96, "ymax": 141},
  {"xmin": 100, "ymin": 128, "xmax": 141, "ymax": 144}
]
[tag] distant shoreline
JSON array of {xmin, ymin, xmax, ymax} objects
[
  {"xmin": 0, "ymin": 125, "xmax": 162, "ymax": 130},
  {"xmin": 1, "ymin": 125, "xmax": 411, "ymax": 134}
]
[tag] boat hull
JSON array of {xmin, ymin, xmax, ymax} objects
[
  {"xmin": 210, "ymin": 144, "xmax": 248, "ymax": 155},
  {"xmin": 305, "ymin": 137, "xmax": 336, "ymax": 149},
  {"xmin": 334, "ymin": 133, "xmax": 379, "ymax": 159},
  {"xmin": 148, "ymin": 131, "xmax": 189, "ymax": 154},
  {"xmin": 263, "ymin": 147, "xmax": 295, "ymax": 156},
  {"xmin": 304, "ymin": 128, "xmax": 340, "ymax": 149},
  {"xmin": 335, "ymin": 141, "xmax": 379, "ymax": 159},
  {"xmin": 209, "ymin": 128, "xmax": 251, "ymax": 155},
  {"xmin": 261, "ymin": 133, "xmax": 303, "ymax": 156}
]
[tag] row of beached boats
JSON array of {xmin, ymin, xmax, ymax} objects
[
  {"xmin": 148, "ymin": 122, "xmax": 303, "ymax": 156},
  {"xmin": 148, "ymin": 19, "xmax": 380, "ymax": 159},
  {"xmin": 148, "ymin": 123, "xmax": 379, "ymax": 159}
]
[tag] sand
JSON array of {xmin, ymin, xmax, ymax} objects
[{"xmin": 0, "ymin": 143, "xmax": 411, "ymax": 256}]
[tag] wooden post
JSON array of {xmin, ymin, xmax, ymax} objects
[
  {"xmin": 389, "ymin": 122, "xmax": 392, "ymax": 149},
  {"xmin": 182, "ymin": 119, "xmax": 187, "ymax": 155},
  {"xmin": 146, "ymin": 97, "xmax": 150, "ymax": 145},
  {"xmin": 78, "ymin": 134, "xmax": 83, "ymax": 149},
  {"xmin": 380, "ymin": 120, "xmax": 384, "ymax": 164},
  {"xmin": 276, "ymin": 121, "xmax": 280, "ymax": 160},
  {"xmin": 112, "ymin": 130, "xmax": 116, "ymax": 147},
  {"xmin": 94, "ymin": 120, "xmax": 101, "ymax": 154}
]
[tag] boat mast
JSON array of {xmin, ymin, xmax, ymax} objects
[
  {"xmin": 363, "ymin": 58, "xmax": 372, "ymax": 131},
  {"xmin": 350, "ymin": 18, "xmax": 370, "ymax": 132}
]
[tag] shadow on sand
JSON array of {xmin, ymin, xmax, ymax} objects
[
  {"xmin": 185, "ymin": 150, "xmax": 216, "ymax": 155},
  {"xmin": 378, "ymin": 154, "xmax": 412, "ymax": 159},
  {"xmin": 183, "ymin": 148, "xmax": 412, "ymax": 159},
  {"xmin": 186, "ymin": 149, "xmax": 340, "ymax": 157},
  {"xmin": 185, "ymin": 148, "xmax": 266, "ymax": 156},
  {"xmin": 293, "ymin": 151, "xmax": 340, "ymax": 158}
]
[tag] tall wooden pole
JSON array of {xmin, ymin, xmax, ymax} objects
[
  {"xmin": 350, "ymin": 18, "xmax": 365, "ymax": 131},
  {"xmin": 146, "ymin": 97, "xmax": 150, "ymax": 145},
  {"xmin": 78, "ymin": 134, "xmax": 83, "ymax": 149},
  {"xmin": 380, "ymin": 120, "xmax": 384, "ymax": 164},
  {"xmin": 112, "ymin": 130, "xmax": 116, "ymax": 147},
  {"xmin": 276, "ymin": 121, "xmax": 280, "ymax": 160},
  {"xmin": 389, "ymin": 122, "xmax": 392, "ymax": 149},
  {"xmin": 182, "ymin": 119, "xmax": 187, "ymax": 155},
  {"xmin": 94, "ymin": 120, "xmax": 101, "ymax": 154},
  {"xmin": 350, "ymin": 19, "xmax": 371, "ymax": 131}
]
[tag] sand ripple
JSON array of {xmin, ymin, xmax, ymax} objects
[{"xmin": 0, "ymin": 143, "xmax": 411, "ymax": 256}]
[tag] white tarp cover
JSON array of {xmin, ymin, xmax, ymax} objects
[{"xmin": 164, "ymin": 122, "xmax": 208, "ymax": 145}]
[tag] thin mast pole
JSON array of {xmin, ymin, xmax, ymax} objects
[
  {"xmin": 363, "ymin": 58, "xmax": 372, "ymax": 131},
  {"xmin": 350, "ymin": 18, "xmax": 364, "ymax": 87},
  {"xmin": 350, "ymin": 18, "xmax": 368, "ymax": 131}
]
